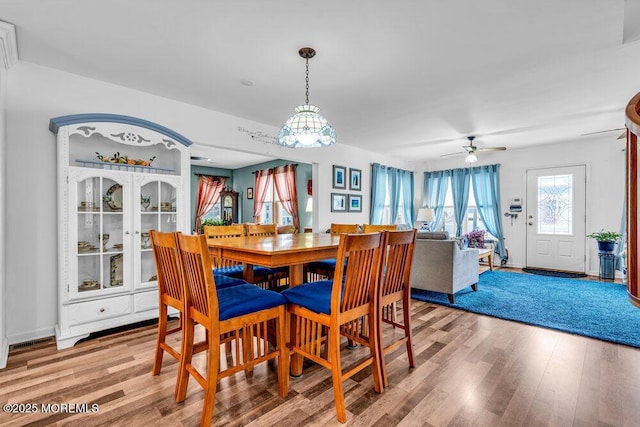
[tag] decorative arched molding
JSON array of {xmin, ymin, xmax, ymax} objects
[{"xmin": 49, "ymin": 113, "xmax": 193, "ymax": 148}]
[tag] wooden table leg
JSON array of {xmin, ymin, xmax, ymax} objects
[
  {"xmin": 243, "ymin": 264, "xmax": 255, "ymax": 283},
  {"xmin": 289, "ymin": 264, "xmax": 303, "ymax": 287}
]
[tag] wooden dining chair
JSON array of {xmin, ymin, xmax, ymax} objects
[
  {"xmin": 281, "ymin": 231, "xmax": 387, "ymax": 423},
  {"xmin": 175, "ymin": 233, "xmax": 289, "ymax": 427},
  {"xmin": 244, "ymin": 222, "xmax": 278, "ymax": 236},
  {"xmin": 244, "ymin": 223, "xmax": 289, "ymax": 289},
  {"xmin": 362, "ymin": 224, "xmax": 398, "ymax": 233},
  {"xmin": 204, "ymin": 223, "xmax": 272, "ymax": 287},
  {"xmin": 377, "ymin": 229, "xmax": 417, "ymax": 387},
  {"xmin": 149, "ymin": 230, "xmax": 185, "ymax": 396},
  {"xmin": 305, "ymin": 223, "xmax": 360, "ymax": 282}
]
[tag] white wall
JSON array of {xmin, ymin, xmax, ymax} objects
[
  {"xmin": 0, "ymin": 52, "xmax": 7, "ymax": 368},
  {"xmin": 4, "ymin": 61, "xmax": 410, "ymax": 344},
  {"xmin": 417, "ymin": 137, "xmax": 625, "ymax": 275}
]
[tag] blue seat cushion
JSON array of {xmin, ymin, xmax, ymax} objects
[
  {"xmin": 213, "ymin": 265, "xmax": 244, "ymax": 278},
  {"xmin": 213, "ymin": 273, "xmax": 248, "ymax": 290},
  {"xmin": 307, "ymin": 258, "xmax": 337, "ymax": 270},
  {"xmin": 217, "ymin": 284, "xmax": 286, "ymax": 321},
  {"xmin": 213, "ymin": 265, "xmax": 276, "ymax": 280},
  {"xmin": 281, "ymin": 280, "xmax": 335, "ymax": 315}
]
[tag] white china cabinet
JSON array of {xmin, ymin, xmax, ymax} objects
[{"xmin": 49, "ymin": 114, "xmax": 191, "ymax": 349}]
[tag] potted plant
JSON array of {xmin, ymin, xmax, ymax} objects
[{"xmin": 586, "ymin": 229, "xmax": 622, "ymax": 252}]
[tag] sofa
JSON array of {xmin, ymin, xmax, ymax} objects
[{"xmin": 409, "ymin": 231, "xmax": 479, "ymax": 303}]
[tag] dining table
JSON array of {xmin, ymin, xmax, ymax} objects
[{"xmin": 207, "ymin": 232, "xmax": 340, "ymax": 286}]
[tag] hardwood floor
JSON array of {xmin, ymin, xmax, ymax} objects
[{"xmin": 1, "ymin": 273, "xmax": 639, "ymax": 426}]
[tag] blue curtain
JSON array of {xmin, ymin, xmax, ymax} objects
[
  {"xmin": 370, "ymin": 163, "xmax": 415, "ymax": 226},
  {"xmin": 388, "ymin": 167, "xmax": 400, "ymax": 225},
  {"xmin": 423, "ymin": 170, "xmax": 450, "ymax": 230},
  {"xmin": 399, "ymin": 168, "xmax": 414, "ymax": 227},
  {"xmin": 451, "ymin": 168, "xmax": 471, "ymax": 237},
  {"xmin": 370, "ymin": 163, "xmax": 387, "ymax": 224},
  {"xmin": 470, "ymin": 164, "xmax": 507, "ymax": 260}
]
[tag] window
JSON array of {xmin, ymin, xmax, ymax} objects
[
  {"xmin": 441, "ymin": 181, "xmax": 490, "ymax": 237},
  {"xmin": 202, "ymin": 202, "xmax": 222, "ymax": 221},
  {"xmin": 380, "ymin": 180, "xmax": 406, "ymax": 225},
  {"xmin": 537, "ymin": 174, "xmax": 572, "ymax": 235},
  {"xmin": 256, "ymin": 181, "xmax": 293, "ymax": 226}
]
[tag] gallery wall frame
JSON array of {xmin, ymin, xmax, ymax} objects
[
  {"xmin": 331, "ymin": 193, "xmax": 348, "ymax": 212},
  {"xmin": 349, "ymin": 168, "xmax": 361, "ymax": 191},
  {"xmin": 348, "ymin": 194, "xmax": 362, "ymax": 212},
  {"xmin": 247, "ymin": 187, "xmax": 254, "ymax": 199},
  {"xmin": 332, "ymin": 165, "xmax": 347, "ymax": 189}
]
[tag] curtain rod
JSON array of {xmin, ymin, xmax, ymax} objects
[
  {"xmin": 251, "ymin": 163, "xmax": 299, "ymax": 174},
  {"xmin": 194, "ymin": 173, "xmax": 230, "ymax": 178}
]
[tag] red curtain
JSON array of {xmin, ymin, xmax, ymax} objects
[
  {"xmin": 194, "ymin": 175, "xmax": 225, "ymax": 232},
  {"xmin": 253, "ymin": 169, "xmax": 273, "ymax": 220},
  {"xmin": 273, "ymin": 164, "xmax": 300, "ymax": 229}
]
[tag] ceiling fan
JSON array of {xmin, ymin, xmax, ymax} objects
[{"xmin": 441, "ymin": 136, "xmax": 507, "ymax": 163}]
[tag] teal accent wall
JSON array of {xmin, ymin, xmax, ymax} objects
[
  {"xmin": 190, "ymin": 165, "xmax": 233, "ymax": 232},
  {"xmin": 233, "ymin": 160, "xmax": 312, "ymax": 230}
]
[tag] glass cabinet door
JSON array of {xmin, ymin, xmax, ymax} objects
[
  {"xmin": 73, "ymin": 174, "xmax": 128, "ymax": 297},
  {"xmin": 138, "ymin": 178, "xmax": 179, "ymax": 288}
]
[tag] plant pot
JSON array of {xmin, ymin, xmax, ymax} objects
[{"xmin": 597, "ymin": 241, "xmax": 615, "ymax": 253}]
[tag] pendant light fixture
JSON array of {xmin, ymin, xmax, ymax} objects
[{"xmin": 278, "ymin": 47, "xmax": 336, "ymax": 148}]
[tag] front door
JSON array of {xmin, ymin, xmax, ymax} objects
[{"xmin": 525, "ymin": 165, "xmax": 586, "ymax": 272}]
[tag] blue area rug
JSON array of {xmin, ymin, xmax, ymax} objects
[{"xmin": 411, "ymin": 270, "xmax": 640, "ymax": 348}]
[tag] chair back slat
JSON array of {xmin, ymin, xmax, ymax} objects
[
  {"xmin": 330, "ymin": 223, "xmax": 359, "ymax": 234},
  {"xmin": 176, "ymin": 234, "xmax": 219, "ymax": 322},
  {"xmin": 204, "ymin": 224, "xmax": 245, "ymax": 239},
  {"xmin": 245, "ymin": 223, "xmax": 277, "ymax": 236},
  {"xmin": 150, "ymin": 230, "xmax": 183, "ymax": 303},
  {"xmin": 381, "ymin": 230, "xmax": 417, "ymax": 298},
  {"xmin": 362, "ymin": 224, "xmax": 397, "ymax": 233}
]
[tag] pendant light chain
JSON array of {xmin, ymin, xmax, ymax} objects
[{"xmin": 305, "ymin": 58, "xmax": 310, "ymax": 105}]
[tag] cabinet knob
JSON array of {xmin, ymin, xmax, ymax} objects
[
  {"xmin": 135, "ymin": 231, "xmax": 140, "ymax": 235},
  {"xmin": 99, "ymin": 308, "xmax": 105, "ymax": 313},
  {"xmin": 125, "ymin": 231, "xmax": 130, "ymax": 235}
]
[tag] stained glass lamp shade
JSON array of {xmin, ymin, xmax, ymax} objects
[{"xmin": 278, "ymin": 105, "xmax": 336, "ymax": 148}]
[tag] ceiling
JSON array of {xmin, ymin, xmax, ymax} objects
[{"xmin": 2, "ymin": 0, "xmax": 640, "ymax": 165}]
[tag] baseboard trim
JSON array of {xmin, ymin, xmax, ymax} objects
[{"xmin": 7, "ymin": 327, "xmax": 55, "ymax": 347}]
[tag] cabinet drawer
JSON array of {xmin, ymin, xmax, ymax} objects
[
  {"xmin": 69, "ymin": 295, "xmax": 132, "ymax": 326},
  {"xmin": 134, "ymin": 291, "xmax": 159, "ymax": 313}
]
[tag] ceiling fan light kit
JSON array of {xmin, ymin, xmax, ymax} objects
[{"xmin": 278, "ymin": 47, "xmax": 336, "ymax": 148}]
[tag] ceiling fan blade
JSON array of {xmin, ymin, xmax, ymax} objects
[
  {"xmin": 477, "ymin": 147, "xmax": 507, "ymax": 152},
  {"xmin": 581, "ymin": 128, "xmax": 625, "ymax": 137},
  {"xmin": 617, "ymin": 132, "xmax": 626, "ymax": 140},
  {"xmin": 440, "ymin": 151, "xmax": 465, "ymax": 157}
]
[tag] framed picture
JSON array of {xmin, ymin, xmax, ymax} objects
[
  {"xmin": 331, "ymin": 193, "xmax": 348, "ymax": 212},
  {"xmin": 349, "ymin": 168, "xmax": 362, "ymax": 191},
  {"xmin": 332, "ymin": 165, "xmax": 347, "ymax": 189},
  {"xmin": 247, "ymin": 187, "xmax": 253, "ymax": 199},
  {"xmin": 348, "ymin": 194, "xmax": 362, "ymax": 212}
]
